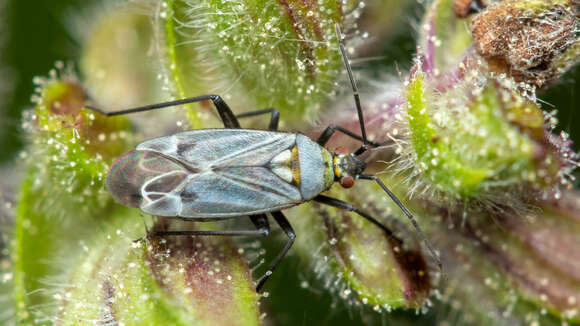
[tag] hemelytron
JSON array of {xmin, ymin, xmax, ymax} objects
[{"xmin": 88, "ymin": 25, "xmax": 441, "ymax": 292}]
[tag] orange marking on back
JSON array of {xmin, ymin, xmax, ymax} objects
[{"xmin": 291, "ymin": 145, "xmax": 301, "ymax": 186}]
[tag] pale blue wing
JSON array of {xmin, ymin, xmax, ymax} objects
[
  {"xmin": 136, "ymin": 129, "xmax": 297, "ymax": 170},
  {"xmin": 140, "ymin": 166, "xmax": 303, "ymax": 218},
  {"xmin": 134, "ymin": 129, "xmax": 303, "ymax": 218}
]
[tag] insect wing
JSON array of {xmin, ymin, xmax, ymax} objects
[
  {"xmin": 137, "ymin": 129, "xmax": 295, "ymax": 169},
  {"xmin": 136, "ymin": 129, "xmax": 303, "ymax": 218},
  {"xmin": 106, "ymin": 150, "xmax": 190, "ymax": 208}
]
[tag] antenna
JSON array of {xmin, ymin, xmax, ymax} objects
[
  {"xmin": 334, "ymin": 24, "xmax": 443, "ymax": 273},
  {"xmin": 335, "ymin": 23, "xmax": 369, "ymax": 155}
]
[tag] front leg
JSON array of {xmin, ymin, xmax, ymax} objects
[{"xmin": 314, "ymin": 193, "xmax": 442, "ymax": 272}]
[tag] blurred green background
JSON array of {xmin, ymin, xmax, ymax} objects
[{"xmin": 0, "ymin": 0, "xmax": 95, "ymax": 162}]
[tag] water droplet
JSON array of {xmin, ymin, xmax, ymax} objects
[{"xmin": 295, "ymin": 59, "xmax": 306, "ymax": 71}]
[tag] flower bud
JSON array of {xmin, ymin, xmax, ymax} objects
[
  {"xmin": 471, "ymin": 0, "xmax": 580, "ymax": 87},
  {"xmin": 82, "ymin": 0, "xmax": 362, "ymax": 128},
  {"xmin": 23, "ymin": 66, "xmax": 131, "ymax": 217},
  {"xmin": 291, "ymin": 183, "xmax": 432, "ymax": 310},
  {"xmin": 403, "ymin": 71, "xmax": 575, "ymax": 199},
  {"xmin": 419, "ymin": 0, "xmax": 475, "ymax": 76},
  {"xmin": 55, "ymin": 217, "xmax": 260, "ymax": 326},
  {"xmin": 170, "ymin": 0, "xmax": 362, "ymax": 123},
  {"xmin": 81, "ymin": 3, "xmax": 166, "ymax": 110},
  {"xmin": 425, "ymin": 190, "xmax": 580, "ymax": 324},
  {"xmin": 14, "ymin": 66, "xmax": 133, "ymax": 323}
]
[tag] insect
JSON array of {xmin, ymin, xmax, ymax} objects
[
  {"xmin": 87, "ymin": 25, "xmax": 440, "ymax": 291},
  {"xmin": 453, "ymin": 0, "xmax": 486, "ymax": 18}
]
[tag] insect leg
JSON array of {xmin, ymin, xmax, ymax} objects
[
  {"xmin": 313, "ymin": 194, "xmax": 397, "ymax": 238},
  {"xmin": 314, "ymin": 194, "xmax": 442, "ymax": 272},
  {"xmin": 316, "ymin": 124, "xmax": 381, "ymax": 148},
  {"xmin": 85, "ymin": 94, "xmax": 241, "ymax": 128},
  {"xmin": 236, "ymin": 108, "xmax": 280, "ymax": 131},
  {"xmin": 148, "ymin": 214, "xmax": 270, "ymax": 237},
  {"xmin": 255, "ymin": 211, "xmax": 296, "ymax": 292},
  {"xmin": 357, "ymin": 174, "xmax": 443, "ymax": 272}
]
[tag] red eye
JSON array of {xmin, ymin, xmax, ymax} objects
[{"xmin": 340, "ymin": 176, "xmax": 355, "ymax": 188}]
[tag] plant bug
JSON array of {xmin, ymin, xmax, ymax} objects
[{"xmin": 87, "ymin": 25, "xmax": 441, "ymax": 291}]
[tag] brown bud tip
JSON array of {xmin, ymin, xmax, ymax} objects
[
  {"xmin": 45, "ymin": 81, "xmax": 86, "ymax": 116},
  {"xmin": 471, "ymin": 1, "xmax": 578, "ymax": 87}
]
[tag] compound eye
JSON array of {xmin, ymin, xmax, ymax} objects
[{"xmin": 340, "ymin": 176, "xmax": 355, "ymax": 188}]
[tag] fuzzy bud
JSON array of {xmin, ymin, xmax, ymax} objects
[
  {"xmin": 81, "ymin": 3, "xmax": 167, "ymax": 111},
  {"xmin": 423, "ymin": 190, "xmax": 580, "ymax": 324},
  {"xmin": 82, "ymin": 0, "xmax": 362, "ymax": 129},
  {"xmin": 15, "ymin": 67, "xmax": 259, "ymax": 324},
  {"xmin": 403, "ymin": 71, "xmax": 575, "ymax": 199},
  {"xmin": 22, "ymin": 66, "xmax": 132, "ymax": 217},
  {"xmin": 471, "ymin": 0, "xmax": 580, "ymax": 87},
  {"xmin": 14, "ymin": 66, "xmax": 133, "ymax": 323},
  {"xmin": 291, "ymin": 184, "xmax": 432, "ymax": 310},
  {"xmin": 54, "ymin": 217, "xmax": 260, "ymax": 326}
]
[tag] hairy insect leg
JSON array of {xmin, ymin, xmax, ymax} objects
[
  {"xmin": 255, "ymin": 211, "xmax": 296, "ymax": 292},
  {"xmin": 132, "ymin": 214, "xmax": 153, "ymax": 243},
  {"xmin": 85, "ymin": 94, "xmax": 241, "ymax": 128},
  {"xmin": 313, "ymin": 194, "xmax": 398, "ymax": 239},
  {"xmin": 236, "ymin": 108, "xmax": 280, "ymax": 131},
  {"xmin": 358, "ymin": 174, "xmax": 443, "ymax": 272},
  {"xmin": 314, "ymin": 194, "xmax": 445, "ymax": 275},
  {"xmin": 147, "ymin": 214, "xmax": 270, "ymax": 237}
]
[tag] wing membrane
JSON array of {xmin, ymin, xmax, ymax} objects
[
  {"xmin": 141, "ymin": 166, "xmax": 302, "ymax": 218},
  {"xmin": 137, "ymin": 129, "xmax": 296, "ymax": 170}
]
